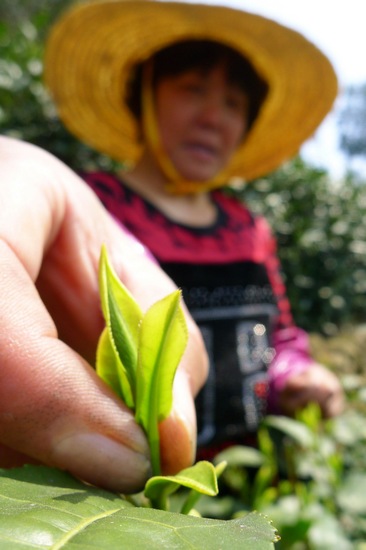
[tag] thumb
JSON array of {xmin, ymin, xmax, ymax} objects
[{"xmin": 159, "ymin": 370, "xmax": 197, "ymax": 475}]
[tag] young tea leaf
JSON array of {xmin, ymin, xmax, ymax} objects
[
  {"xmin": 96, "ymin": 327, "xmax": 134, "ymax": 408},
  {"xmin": 144, "ymin": 461, "xmax": 219, "ymax": 511},
  {"xmin": 135, "ymin": 289, "xmax": 188, "ymax": 474},
  {"xmin": 97, "ymin": 247, "xmax": 188, "ymax": 477},
  {"xmin": 98, "ymin": 245, "xmax": 143, "ymax": 403},
  {"xmin": 136, "ymin": 290, "xmax": 188, "ymax": 425}
]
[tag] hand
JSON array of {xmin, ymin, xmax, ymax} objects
[
  {"xmin": 0, "ymin": 137, "xmax": 208, "ymax": 492},
  {"xmin": 277, "ymin": 362, "xmax": 344, "ymax": 418}
]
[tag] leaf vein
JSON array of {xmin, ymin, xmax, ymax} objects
[{"xmin": 50, "ymin": 508, "xmax": 121, "ymax": 549}]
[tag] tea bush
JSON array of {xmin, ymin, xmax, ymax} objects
[{"xmin": 239, "ymin": 162, "xmax": 366, "ymax": 335}]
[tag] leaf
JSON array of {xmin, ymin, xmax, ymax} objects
[
  {"xmin": 0, "ymin": 466, "xmax": 278, "ymax": 549},
  {"xmin": 262, "ymin": 415, "xmax": 314, "ymax": 448},
  {"xmin": 337, "ymin": 472, "xmax": 366, "ymax": 514},
  {"xmin": 213, "ymin": 446, "xmax": 265, "ymax": 468},
  {"xmin": 145, "ymin": 461, "xmax": 219, "ymax": 503},
  {"xmin": 96, "ymin": 327, "xmax": 134, "ymax": 408},
  {"xmin": 145, "ymin": 461, "xmax": 225, "ymax": 514},
  {"xmin": 135, "ymin": 289, "xmax": 188, "ymax": 473},
  {"xmin": 98, "ymin": 245, "xmax": 143, "ymax": 401},
  {"xmin": 136, "ymin": 289, "xmax": 188, "ymax": 426},
  {"xmin": 307, "ymin": 511, "xmax": 353, "ymax": 550}
]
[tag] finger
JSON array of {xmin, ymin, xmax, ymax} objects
[
  {"xmin": 159, "ymin": 370, "xmax": 197, "ymax": 475},
  {"xmin": 321, "ymin": 389, "xmax": 345, "ymax": 418},
  {"xmin": 279, "ymin": 377, "xmax": 344, "ymax": 418},
  {"xmin": 0, "ymin": 443, "xmax": 40, "ymax": 468}
]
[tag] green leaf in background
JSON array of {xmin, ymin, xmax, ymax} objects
[
  {"xmin": 0, "ymin": 466, "xmax": 278, "ymax": 549},
  {"xmin": 213, "ymin": 445, "xmax": 265, "ymax": 469},
  {"xmin": 136, "ymin": 289, "xmax": 188, "ymax": 474},
  {"xmin": 262, "ymin": 415, "xmax": 314, "ymax": 448},
  {"xmin": 98, "ymin": 244, "xmax": 143, "ymax": 402},
  {"xmin": 337, "ymin": 472, "xmax": 366, "ymax": 515}
]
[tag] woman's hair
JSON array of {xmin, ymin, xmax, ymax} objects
[{"xmin": 125, "ymin": 39, "xmax": 268, "ymax": 130}]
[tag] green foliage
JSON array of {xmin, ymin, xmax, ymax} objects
[
  {"xmin": 192, "ymin": 397, "xmax": 366, "ymax": 549},
  {"xmin": 235, "ymin": 159, "xmax": 366, "ymax": 334},
  {"xmin": 0, "ymin": 466, "xmax": 278, "ymax": 549}
]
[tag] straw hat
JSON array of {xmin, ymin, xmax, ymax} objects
[{"xmin": 44, "ymin": 0, "xmax": 338, "ymax": 182}]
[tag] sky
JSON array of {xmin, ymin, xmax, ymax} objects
[{"xmin": 182, "ymin": 0, "xmax": 366, "ymax": 177}]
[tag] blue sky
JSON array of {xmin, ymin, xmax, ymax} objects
[{"xmin": 182, "ymin": 0, "xmax": 366, "ymax": 176}]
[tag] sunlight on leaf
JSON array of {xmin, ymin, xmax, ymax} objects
[
  {"xmin": 136, "ymin": 289, "xmax": 188, "ymax": 426},
  {"xmin": 145, "ymin": 460, "xmax": 219, "ymax": 504},
  {"xmin": 96, "ymin": 327, "xmax": 134, "ymax": 408},
  {"xmin": 97, "ymin": 247, "xmax": 188, "ymax": 476},
  {"xmin": 136, "ymin": 289, "xmax": 188, "ymax": 474},
  {"xmin": 98, "ymin": 244, "xmax": 143, "ymax": 400}
]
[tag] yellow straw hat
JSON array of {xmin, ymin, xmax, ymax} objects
[{"xmin": 44, "ymin": 0, "xmax": 338, "ymax": 182}]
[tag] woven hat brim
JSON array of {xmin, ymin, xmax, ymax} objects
[{"xmin": 44, "ymin": 0, "xmax": 338, "ymax": 181}]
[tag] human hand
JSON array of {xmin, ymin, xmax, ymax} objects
[
  {"xmin": 277, "ymin": 362, "xmax": 344, "ymax": 418},
  {"xmin": 0, "ymin": 137, "xmax": 208, "ymax": 492}
]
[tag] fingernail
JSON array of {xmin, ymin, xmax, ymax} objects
[{"xmin": 52, "ymin": 433, "xmax": 151, "ymax": 493}]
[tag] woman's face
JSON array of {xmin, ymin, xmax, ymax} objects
[{"xmin": 153, "ymin": 64, "xmax": 249, "ymax": 182}]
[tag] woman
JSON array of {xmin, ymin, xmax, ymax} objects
[{"xmin": 44, "ymin": 0, "xmax": 344, "ymax": 456}]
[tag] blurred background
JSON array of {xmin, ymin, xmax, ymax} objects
[{"xmin": 2, "ymin": 0, "xmax": 366, "ymax": 337}]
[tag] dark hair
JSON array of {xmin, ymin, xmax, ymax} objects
[{"xmin": 125, "ymin": 40, "xmax": 268, "ymax": 129}]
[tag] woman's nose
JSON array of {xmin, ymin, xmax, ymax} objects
[{"xmin": 199, "ymin": 95, "xmax": 226, "ymax": 128}]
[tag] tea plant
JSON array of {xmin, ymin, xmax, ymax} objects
[
  {"xmin": 97, "ymin": 244, "xmax": 188, "ymax": 477},
  {"xmin": 96, "ymin": 244, "xmax": 227, "ymax": 513}
]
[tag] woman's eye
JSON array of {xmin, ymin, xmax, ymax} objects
[
  {"xmin": 226, "ymin": 95, "xmax": 247, "ymax": 114},
  {"xmin": 184, "ymin": 83, "xmax": 205, "ymax": 94}
]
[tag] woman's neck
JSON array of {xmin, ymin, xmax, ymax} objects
[{"xmin": 119, "ymin": 153, "xmax": 219, "ymax": 228}]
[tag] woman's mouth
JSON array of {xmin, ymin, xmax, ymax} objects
[{"xmin": 184, "ymin": 142, "xmax": 218, "ymax": 163}]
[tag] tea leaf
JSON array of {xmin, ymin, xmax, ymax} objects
[
  {"xmin": 98, "ymin": 245, "xmax": 143, "ymax": 403},
  {"xmin": 145, "ymin": 461, "xmax": 219, "ymax": 508},
  {"xmin": 0, "ymin": 466, "xmax": 278, "ymax": 549},
  {"xmin": 263, "ymin": 415, "xmax": 314, "ymax": 448},
  {"xmin": 337, "ymin": 472, "xmax": 366, "ymax": 514},
  {"xmin": 213, "ymin": 445, "xmax": 265, "ymax": 468},
  {"xmin": 96, "ymin": 327, "xmax": 134, "ymax": 408},
  {"xmin": 145, "ymin": 461, "xmax": 226, "ymax": 514},
  {"xmin": 135, "ymin": 289, "xmax": 188, "ymax": 473}
]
